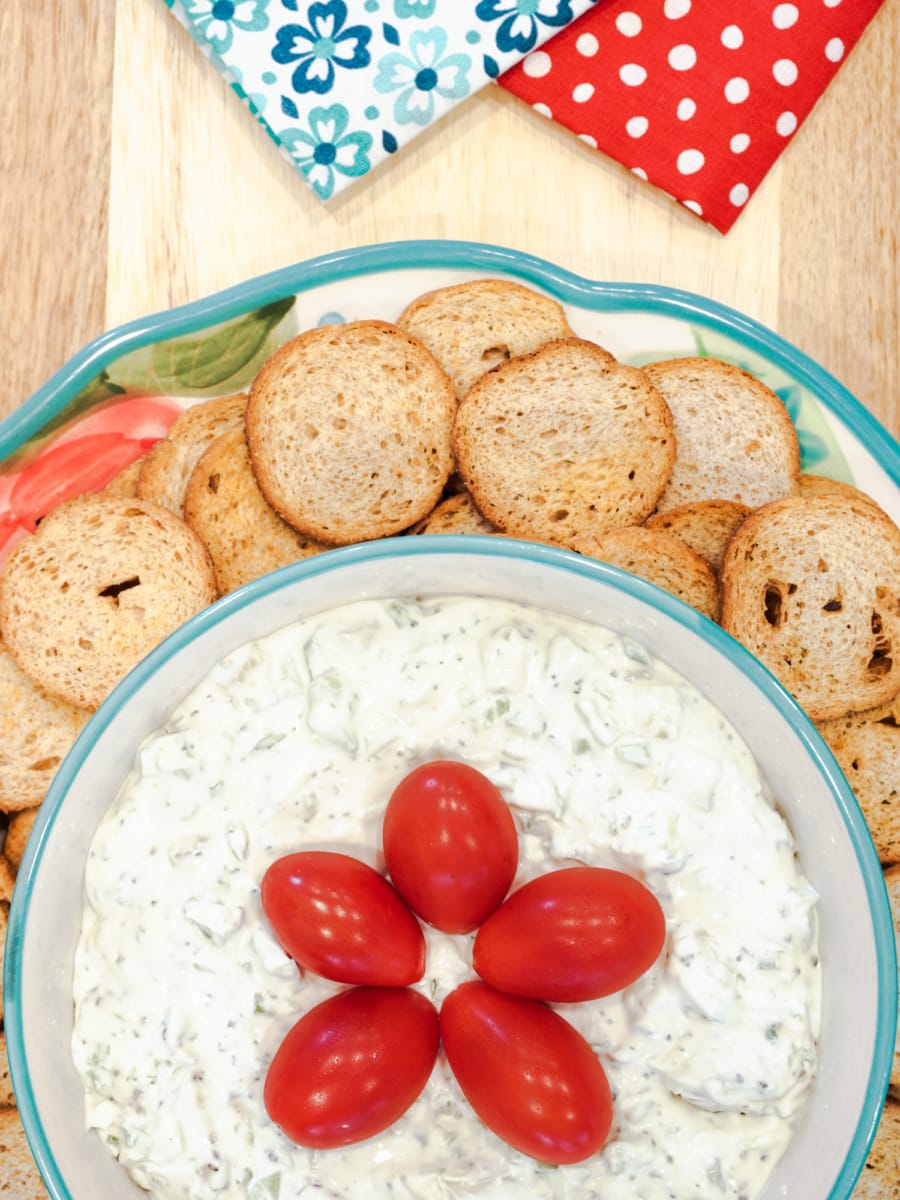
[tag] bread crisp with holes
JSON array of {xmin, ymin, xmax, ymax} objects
[
  {"xmin": 452, "ymin": 337, "xmax": 675, "ymax": 545},
  {"xmin": 407, "ymin": 490, "xmax": 497, "ymax": 536},
  {"xmin": 851, "ymin": 1095, "xmax": 900, "ymax": 1197},
  {"xmin": 817, "ymin": 693, "xmax": 900, "ymax": 865},
  {"xmin": 184, "ymin": 427, "xmax": 327, "ymax": 595},
  {"xmin": 720, "ymin": 493, "xmax": 900, "ymax": 720},
  {"xmin": 0, "ymin": 641, "xmax": 91, "ymax": 812},
  {"xmin": 571, "ymin": 525, "xmax": 721, "ymax": 621},
  {"xmin": 0, "ymin": 495, "xmax": 218, "ymax": 710},
  {"xmin": 645, "ymin": 498, "xmax": 752, "ymax": 572},
  {"xmin": 396, "ymin": 278, "xmax": 574, "ymax": 401},
  {"xmin": 137, "ymin": 392, "xmax": 247, "ymax": 514},
  {"xmin": 0, "ymin": 1105, "xmax": 50, "ymax": 1198},
  {"xmin": 643, "ymin": 357, "xmax": 799, "ymax": 511},
  {"xmin": 246, "ymin": 321, "xmax": 456, "ymax": 545},
  {"xmin": 4, "ymin": 805, "xmax": 39, "ymax": 873}
]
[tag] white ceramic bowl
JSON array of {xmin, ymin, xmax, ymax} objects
[{"xmin": 4, "ymin": 537, "xmax": 896, "ymax": 1200}]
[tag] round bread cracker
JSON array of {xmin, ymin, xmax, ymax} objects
[
  {"xmin": 137, "ymin": 392, "xmax": 247, "ymax": 514},
  {"xmin": 184, "ymin": 427, "xmax": 328, "ymax": 595},
  {"xmin": 721, "ymin": 494, "xmax": 900, "ymax": 720},
  {"xmin": 0, "ymin": 495, "xmax": 218, "ymax": 710},
  {"xmin": 816, "ymin": 694, "xmax": 900, "ymax": 866},
  {"xmin": 407, "ymin": 490, "xmax": 497, "ymax": 536},
  {"xmin": 452, "ymin": 338, "xmax": 675, "ymax": 545},
  {"xmin": 0, "ymin": 641, "xmax": 91, "ymax": 812},
  {"xmin": 3, "ymin": 804, "xmax": 39, "ymax": 872},
  {"xmin": 645, "ymin": 499, "xmax": 752, "ymax": 573},
  {"xmin": 643, "ymin": 357, "xmax": 800, "ymax": 512},
  {"xmin": 0, "ymin": 1106, "xmax": 49, "ymax": 1198},
  {"xmin": 246, "ymin": 321, "xmax": 456, "ymax": 545},
  {"xmin": 396, "ymin": 278, "xmax": 574, "ymax": 401},
  {"xmin": 571, "ymin": 525, "xmax": 721, "ymax": 622}
]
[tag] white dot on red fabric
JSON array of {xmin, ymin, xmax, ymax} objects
[
  {"xmin": 615, "ymin": 11, "xmax": 642, "ymax": 36},
  {"xmin": 683, "ymin": 200, "xmax": 703, "ymax": 215},
  {"xmin": 725, "ymin": 77, "xmax": 750, "ymax": 103},
  {"xmin": 522, "ymin": 51, "xmax": 552, "ymax": 78},
  {"xmin": 825, "ymin": 37, "xmax": 845, "ymax": 61},
  {"xmin": 620, "ymin": 63, "xmax": 648, "ymax": 85},
  {"xmin": 677, "ymin": 97, "xmax": 696, "ymax": 120},
  {"xmin": 664, "ymin": 0, "xmax": 691, "ymax": 18},
  {"xmin": 823, "ymin": 0, "xmax": 842, "ymax": 6},
  {"xmin": 631, "ymin": 166, "xmax": 649, "ymax": 179},
  {"xmin": 730, "ymin": 132, "xmax": 751, "ymax": 152},
  {"xmin": 578, "ymin": 133, "xmax": 598, "ymax": 147},
  {"xmin": 721, "ymin": 25, "xmax": 744, "ymax": 49},
  {"xmin": 776, "ymin": 110, "xmax": 798, "ymax": 135},
  {"xmin": 533, "ymin": 102, "xmax": 553, "ymax": 118},
  {"xmin": 677, "ymin": 148, "xmax": 704, "ymax": 174},
  {"xmin": 772, "ymin": 4, "xmax": 799, "ymax": 28},
  {"xmin": 730, "ymin": 183, "xmax": 750, "ymax": 206},
  {"xmin": 669, "ymin": 44, "xmax": 697, "ymax": 70},
  {"xmin": 626, "ymin": 115, "xmax": 649, "ymax": 137},
  {"xmin": 572, "ymin": 82, "xmax": 595, "ymax": 103},
  {"xmin": 773, "ymin": 58, "xmax": 799, "ymax": 85},
  {"xmin": 576, "ymin": 32, "xmax": 600, "ymax": 56}
]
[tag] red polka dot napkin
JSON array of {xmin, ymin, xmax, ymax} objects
[{"xmin": 499, "ymin": 0, "xmax": 885, "ymax": 233}]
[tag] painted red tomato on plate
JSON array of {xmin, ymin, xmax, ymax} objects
[
  {"xmin": 382, "ymin": 760, "xmax": 519, "ymax": 933},
  {"xmin": 265, "ymin": 986, "xmax": 440, "ymax": 1149},
  {"xmin": 473, "ymin": 865, "xmax": 666, "ymax": 1002},
  {"xmin": 261, "ymin": 850, "xmax": 426, "ymax": 987},
  {"xmin": 440, "ymin": 980, "xmax": 613, "ymax": 1164}
]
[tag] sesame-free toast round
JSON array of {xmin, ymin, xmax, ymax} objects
[
  {"xmin": 644, "ymin": 499, "xmax": 752, "ymax": 573},
  {"xmin": 396, "ymin": 278, "xmax": 574, "ymax": 401},
  {"xmin": 246, "ymin": 321, "xmax": 456, "ymax": 545},
  {"xmin": 0, "ymin": 494, "xmax": 218, "ymax": 710},
  {"xmin": 0, "ymin": 640, "xmax": 91, "ymax": 812},
  {"xmin": 720, "ymin": 493, "xmax": 900, "ymax": 720},
  {"xmin": 643, "ymin": 358, "xmax": 799, "ymax": 511},
  {"xmin": 184, "ymin": 427, "xmax": 327, "ymax": 595},
  {"xmin": 452, "ymin": 337, "xmax": 675, "ymax": 545}
]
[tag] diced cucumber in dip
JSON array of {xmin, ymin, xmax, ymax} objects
[{"xmin": 71, "ymin": 596, "xmax": 820, "ymax": 1200}]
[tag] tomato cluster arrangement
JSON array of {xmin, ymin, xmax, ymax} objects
[{"xmin": 260, "ymin": 760, "xmax": 667, "ymax": 1165}]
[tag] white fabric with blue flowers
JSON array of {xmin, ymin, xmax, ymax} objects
[{"xmin": 164, "ymin": 0, "xmax": 596, "ymax": 201}]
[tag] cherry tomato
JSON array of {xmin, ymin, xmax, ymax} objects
[
  {"xmin": 440, "ymin": 981, "xmax": 612, "ymax": 1164},
  {"xmin": 265, "ymin": 986, "xmax": 440, "ymax": 1149},
  {"xmin": 473, "ymin": 866, "xmax": 666, "ymax": 1002},
  {"xmin": 382, "ymin": 760, "xmax": 519, "ymax": 933},
  {"xmin": 261, "ymin": 850, "xmax": 426, "ymax": 986}
]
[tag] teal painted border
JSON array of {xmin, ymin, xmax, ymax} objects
[
  {"xmin": 4, "ymin": 535, "xmax": 897, "ymax": 1200},
  {"xmin": 1, "ymin": 241, "xmax": 898, "ymax": 484}
]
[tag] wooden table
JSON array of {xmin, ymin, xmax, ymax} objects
[{"xmin": 0, "ymin": 0, "xmax": 898, "ymax": 445}]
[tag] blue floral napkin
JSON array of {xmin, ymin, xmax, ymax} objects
[{"xmin": 163, "ymin": 1, "xmax": 597, "ymax": 201}]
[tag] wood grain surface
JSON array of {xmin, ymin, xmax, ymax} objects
[{"xmin": 0, "ymin": 0, "xmax": 897, "ymax": 443}]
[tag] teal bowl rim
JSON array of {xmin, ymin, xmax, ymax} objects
[
  {"xmin": 0, "ymin": 238, "xmax": 898, "ymax": 481},
  {"xmin": 4, "ymin": 535, "xmax": 897, "ymax": 1200}
]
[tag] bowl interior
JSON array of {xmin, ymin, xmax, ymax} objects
[{"xmin": 5, "ymin": 537, "xmax": 895, "ymax": 1200}]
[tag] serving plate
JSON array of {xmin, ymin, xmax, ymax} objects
[
  {"xmin": 0, "ymin": 240, "xmax": 898, "ymax": 1198},
  {"xmin": 1, "ymin": 239, "xmax": 899, "ymax": 562}
]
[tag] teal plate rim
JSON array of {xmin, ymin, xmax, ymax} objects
[
  {"xmin": 0, "ymin": 238, "xmax": 898, "ymax": 483},
  {"xmin": 3, "ymin": 535, "xmax": 898, "ymax": 1200}
]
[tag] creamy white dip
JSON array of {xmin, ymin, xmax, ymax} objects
[{"xmin": 71, "ymin": 596, "xmax": 820, "ymax": 1200}]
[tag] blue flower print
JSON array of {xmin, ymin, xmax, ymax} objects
[
  {"xmin": 272, "ymin": 1, "xmax": 371, "ymax": 95},
  {"xmin": 393, "ymin": 0, "xmax": 437, "ymax": 16},
  {"xmin": 182, "ymin": 0, "xmax": 269, "ymax": 56},
  {"xmin": 374, "ymin": 29, "xmax": 471, "ymax": 127},
  {"xmin": 475, "ymin": 0, "xmax": 574, "ymax": 55},
  {"xmin": 281, "ymin": 104, "xmax": 373, "ymax": 201}
]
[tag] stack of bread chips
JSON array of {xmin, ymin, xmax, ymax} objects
[{"xmin": 0, "ymin": 278, "xmax": 897, "ymax": 1194}]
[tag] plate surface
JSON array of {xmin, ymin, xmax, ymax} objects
[{"xmin": 1, "ymin": 239, "xmax": 899, "ymax": 566}]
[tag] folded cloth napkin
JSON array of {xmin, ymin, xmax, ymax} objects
[
  {"xmin": 498, "ymin": 0, "xmax": 885, "ymax": 233},
  {"xmin": 164, "ymin": 0, "xmax": 598, "ymax": 201}
]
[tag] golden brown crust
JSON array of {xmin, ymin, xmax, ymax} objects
[
  {"xmin": 453, "ymin": 338, "xmax": 675, "ymax": 546},
  {"xmin": 406, "ymin": 490, "xmax": 497, "ymax": 536},
  {"xmin": 246, "ymin": 321, "xmax": 456, "ymax": 545},
  {"xmin": 720, "ymin": 494, "xmax": 900, "ymax": 720},
  {"xmin": 645, "ymin": 499, "xmax": 752, "ymax": 573},
  {"xmin": 0, "ymin": 495, "xmax": 218, "ymax": 710},
  {"xmin": 0, "ymin": 1106, "xmax": 50, "ymax": 1197}
]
